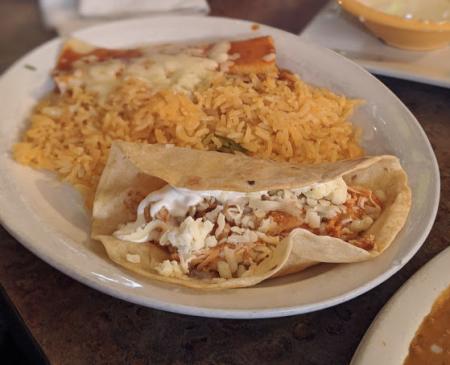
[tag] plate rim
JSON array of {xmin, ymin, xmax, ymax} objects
[{"xmin": 0, "ymin": 14, "xmax": 441, "ymax": 318}]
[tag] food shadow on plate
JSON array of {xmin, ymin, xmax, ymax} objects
[
  {"xmin": 103, "ymin": 262, "xmax": 339, "ymax": 293},
  {"xmin": 9, "ymin": 77, "xmax": 54, "ymax": 145},
  {"xmin": 34, "ymin": 175, "xmax": 89, "ymax": 232},
  {"xmin": 29, "ymin": 76, "xmax": 53, "ymax": 99},
  {"xmin": 33, "ymin": 177, "xmax": 111, "ymax": 258},
  {"xmin": 84, "ymin": 237, "xmax": 110, "ymax": 259},
  {"xmin": 256, "ymin": 263, "xmax": 339, "ymax": 288}
]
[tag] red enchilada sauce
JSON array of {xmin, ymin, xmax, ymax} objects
[
  {"xmin": 404, "ymin": 285, "xmax": 450, "ymax": 365},
  {"xmin": 56, "ymin": 48, "xmax": 142, "ymax": 71}
]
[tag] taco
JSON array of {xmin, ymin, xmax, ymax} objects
[{"xmin": 92, "ymin": 141, "xmax": 411, "ymax": 289}]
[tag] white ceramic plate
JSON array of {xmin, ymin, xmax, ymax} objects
[
  {"xmin": 300, "ymin": 1, "xmax": 450, "ymax": 89},
  {"xmin": 0, "ymin": 16, "xmax": 439, "ymax": 318},
  {"xmin": 351, "ymin": 247, "xmax": 450, "ymax": 364}
]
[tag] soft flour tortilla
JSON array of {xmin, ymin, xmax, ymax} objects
[{"xmin": 92, "ymin": 141, "xmax": 411, "ymax": 289}]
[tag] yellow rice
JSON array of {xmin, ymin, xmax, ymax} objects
[{"xmin": 14, "ymin": 72, "xmax": 363, "ymax": 207}]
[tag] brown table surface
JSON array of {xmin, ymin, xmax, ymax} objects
[{"xmin": 0, "ymin": 1, "xmax": 449, "ymax": 364}]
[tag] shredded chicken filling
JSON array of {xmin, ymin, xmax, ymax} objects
[{"xmin": 114, "ymin": 182, "xmax": 383, "ymax": 279}]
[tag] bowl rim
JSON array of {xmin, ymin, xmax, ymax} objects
[{"xmin": 338, "ymin": 0, "xmax": 450, "ymax": 31}]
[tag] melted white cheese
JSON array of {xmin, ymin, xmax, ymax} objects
[
  {"xmin": 58, "ymin": 42, "xmax": 231, "ymax": 99},
  {"xmin": 126, "ymin": 254, "xmax": 141, "ymax": 264},
  {"xmin": 125, "ymin": 54, "xmax": 218, "ymax": 94},
  {"xmin": 299, "ymin": 177, "xmax": 348, "ymax": 205},
  {"xmin": 160, "ymin": 217, "xmax": 216, "ymax": 270},
  {"xmin": 207, "ymin": 41, "xmax": 231, "ymax": 63},
  {"xmin": 155, "ymin": 260, "xmax": 184, "ymax": 277}
]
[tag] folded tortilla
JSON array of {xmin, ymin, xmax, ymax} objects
[{"xmin": 92, "ymin": 141, "xmax": 411, "ymax": 289}]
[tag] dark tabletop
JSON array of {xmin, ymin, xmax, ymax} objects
[{"xmin": 0, "ymin": 1, "xmax": 449, "ymax": 364}]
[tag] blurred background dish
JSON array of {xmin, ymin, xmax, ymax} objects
[
  {"xmin": 357, "ymin": 0, "xmax": 450, "ymax": 22},
  {"xmin": 300, "ymin": 1, "xmax": 450, "ymax": 88},
  {"xmin": 338, "ymin": 0, "xmax": 450, "ymax": 51},
  {"xmin": 351, "ymin": 246, "xmax": 450, "ymax": 365}
]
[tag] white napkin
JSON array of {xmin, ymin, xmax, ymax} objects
[{"xmin": 39, "ymin": 0, "xmax": 210, "ymax": 35}]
